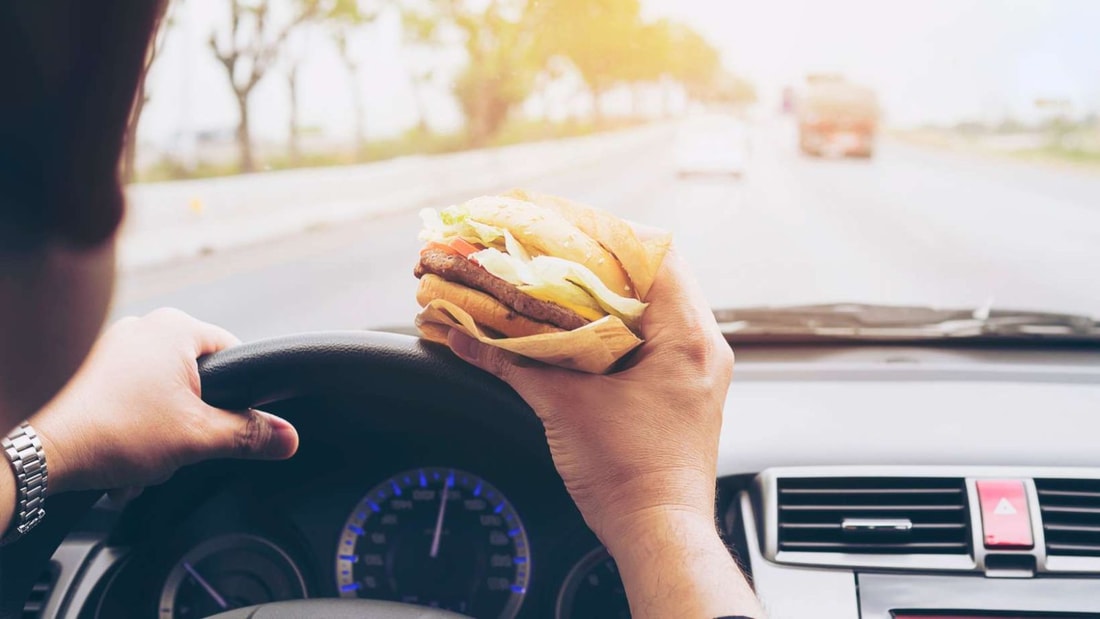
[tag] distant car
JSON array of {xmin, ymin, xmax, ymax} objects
[{"xmin": 674, "ymin": 119, "xmax": 750, "ymax": 177}]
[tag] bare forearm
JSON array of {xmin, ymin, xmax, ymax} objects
[
  {"xmin": 608, "ymin": 511, "xmax": 765, "ymax": 619},
  {"xmin": 0, "ymin": 463, "xmax": 13, "ymax": 536}
]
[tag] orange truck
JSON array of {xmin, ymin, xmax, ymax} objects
[{"xmin": 796, "ymin": 75, "xmax": 880, "ymax": 158}]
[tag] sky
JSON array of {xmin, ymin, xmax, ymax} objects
[{"xmin": 139, "ymin": 0, "xmax": 1100, "ymax": 147}]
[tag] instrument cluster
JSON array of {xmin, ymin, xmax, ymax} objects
[{"xmin": 135, "ymin": 464, "xmax": 624, "ymax": 619}]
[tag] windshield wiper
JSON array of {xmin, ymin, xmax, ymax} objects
[{"xmin": 713, "ymin": 303, "xmax": 1100, "ymax": 343}]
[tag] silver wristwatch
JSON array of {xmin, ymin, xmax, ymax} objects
[{"xmin": 1, "ymin": 422, "xmax": 48, "ymax": 544}]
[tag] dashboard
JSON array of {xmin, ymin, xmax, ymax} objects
[{"xmin": 23, "ymin": 334, "xmax": 1100, "ymax": 619}]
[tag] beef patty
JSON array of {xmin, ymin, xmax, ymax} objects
[{"xmin": 415, "ymin": 248, "xmax": 590, "ymax": 331}]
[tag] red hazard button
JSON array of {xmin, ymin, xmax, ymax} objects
[{"xmin": 976, "ymin": 479, "xmax": 1033, "ymax": 549}]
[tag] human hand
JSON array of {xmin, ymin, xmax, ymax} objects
[
  {"xmin": 446, "ymin": 247, "xmax": 763, "ymax": 616},
  {"xmin": 28, "ymin": 308, "xmax": 299, "ymax": 497},
  {"xmin": 447, "ymin": 247, "xmax": 730, "ymax": 547}
]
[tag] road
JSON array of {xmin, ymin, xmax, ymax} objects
[{"xmin": 114, "ymin": 119, "xmax": 1100, "ymax": 342}]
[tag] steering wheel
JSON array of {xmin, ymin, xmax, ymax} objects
[
  {"xmin": 204, "ymin": 598, "xmax": 469, "ymax": 618},
  {"xmin": 197, "ymin": 331, "xmax": 548, "ymax": 618},
  {"xmin": 0, "ymin": 331, "xmax": 547, "ymax": 619}
]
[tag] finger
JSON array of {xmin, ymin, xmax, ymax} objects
[
  {"xmin": 446, "ymin": 330, "xmax": 578, "ymax": 403},
  {"xmin": 196, "ymin": 408, "xmax": 299, "ymax": 461},
  {"xmin": 144, "ymin": 308, "xmax": 242, "ymax": 356}
]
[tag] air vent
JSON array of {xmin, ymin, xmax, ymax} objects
[
  {"xmin": 777, "ymin": 477, "xmax": 970, "ymax": 554},
  {"xmin": 22, "ymin": 563, "xmax": 57, "ymax": 619},
  {"xmin": 1036, "ymin": 478, "xmax": 1100, "ymax": 557}
]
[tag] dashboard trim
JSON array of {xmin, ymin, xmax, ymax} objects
[
  {"xmin": 729, "ymin": 362, "xmax": 1100, "ymax": 385},
  {"xmin": 55, "ymin": 544, "xmax": 129, "ymax": 619},
  {"xmin": 858, "ymin": 571, "xmax": 1100, "ymax": 618},
  {"xmin": 738, "ymin": 492, "xmax": 859, "ymax": 619}
]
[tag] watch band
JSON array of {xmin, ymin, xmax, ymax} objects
[{"xmin": 1, "ymin": 422, "xmax": 48, "ymax": 544}]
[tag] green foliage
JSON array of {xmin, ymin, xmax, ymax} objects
[
  {"xmin": 537, "ymin": 0, "xmax": 644, "ymax": 95},
  {"xmin": 403, "ymin": 0, "xmax": 544, "ymax": 146}
]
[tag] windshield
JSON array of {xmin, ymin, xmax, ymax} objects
[{"xmin": 117, "ymin": 0, "xmax": 1100, "ymax": 341}]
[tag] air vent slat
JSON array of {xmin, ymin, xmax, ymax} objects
[
  {"xmin": 781, "ymin": 504, "xmax": 964, "ymax": 512},
  {"xmin": 781, "ymin": 488, "xmax": 962, "ymax": 496},
  {"xmin": 1046, "ymin": 523, "xmax": 1100, "ymax": 534},
  {"xmin": 780, "ymin": 522, "xmax": 966, "ymax": 530},
  {"xmin": 776, "ymin": 477, "xmax": 970, "ymax": 556},
  {"xmin": 781, "ymin": 541, "xmax": 968, "ymax": 552},
  {"xmin": 1041, "ymin": 505, "xmax": 1100, "ymax": 515},
  {"xmin": 1037, "ymin": 489, "xmax": 1100, "ymax": 501},
  {"xmin": 1036, "ymin": 479, "xmax": 1100, "ymax": 558}
]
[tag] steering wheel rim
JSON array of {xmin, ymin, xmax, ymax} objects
[
  {"xmin": 198, "ymin": 330, "xmax": 531, "ymax": 416},
  {"xmin": 203, "ymin": 598, "xmax": 472, "ymax": 618},
  {"xmin": 191, "ymin": 331, "xmax": 543, "ymax": 618}
]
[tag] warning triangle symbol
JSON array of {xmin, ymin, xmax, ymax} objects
[{"xmin": 994, "ymin": 497, "xmax": 1017, "ymax": 515}]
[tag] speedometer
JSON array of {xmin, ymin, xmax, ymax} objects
[{"xmin": 335, "ymin": 467, "xmax": 530, "ymax": 618}]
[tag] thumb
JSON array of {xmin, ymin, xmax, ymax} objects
[
  {"xmin": 446, "ymin": 330, "xmax": 573, "ymax": 404},
  {"xmin": 199, "ymin": 409, "xmax": 300, "ymax": 461}
]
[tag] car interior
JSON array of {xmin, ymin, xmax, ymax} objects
[
  {"xmin": 4, "ymin": 1, "xmax": 1100, "ymax": 618},
  {"xmin": 13, "ymin": 326, "xmax": 1100, "ymax": 619}
]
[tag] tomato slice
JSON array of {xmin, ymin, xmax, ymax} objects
[
  {"xmin": 421, "ymin": 241, "xmax": 457, "ymax": 257},
  {"xmin": 420, "ymin": 239, "xmax": 485, "ymax": 261},
  {"xmin": 448, "ymin": 238, "xmax": 482, "ymax": 258}
]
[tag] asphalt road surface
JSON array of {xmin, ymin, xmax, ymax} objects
[{"xmin": 114, "ymin": 120, "xmax": 1100, "ymax": 342}]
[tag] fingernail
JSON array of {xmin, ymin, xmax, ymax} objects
[{"xmin": 447, "ymin": 330, "xmax": 479, "ymax": 361}]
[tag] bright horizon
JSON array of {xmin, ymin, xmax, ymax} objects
[{"xmin": 139, "ymin": 0, "xmax": 1100, "ymax": 147}]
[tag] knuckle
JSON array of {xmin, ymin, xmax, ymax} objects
[
  {"xmin": 485, "ymin": 348, "xmax": 514, "ymax": 381},
  {"xmin": 672, "ymin": 333, "xmax": 713, "ymax": 367},
  {"xmin": 233, "ymin": 412, "xmax": 272, "ymax": 457}
]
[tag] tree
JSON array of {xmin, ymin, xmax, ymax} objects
[
  {"xmin": 328, "ymin": 0, "xmax": 378, "ymax": 161},
  {"xmin": 400, "ymin": 9, "xmax": 443, "ymax": 135},
  {"xmin": 402, "ymin": 0, "xmax": 543, "ymax": 147},
  {"xmin": 283, "ymin": 32, "xmax": 309, "ymax": 166},
  {"xmin": 209, "ymin": 0, "xmax": 321, "ymax": 173},
  {"xmin": 665, "ymin": 22, "xmax": 721, "ymax": 101},
  {"xmin": 618, "ymin": 20, "xmax": 673, "ymax": 117},
  {"xmin": 537, "ymin": 0, "xmax": 644, "ymax": 124},
  {"xmin": 122, "ymin": 0, "xmax": 177, "ymax": 183},
  {"xmin": 710, "ymin": 71, "xmax": 757, "ymax": 106}
]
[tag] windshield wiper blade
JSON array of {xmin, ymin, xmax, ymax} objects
[{"xmin": 713, "ymin": 303, "xmax": 1100, "ymax": 342}]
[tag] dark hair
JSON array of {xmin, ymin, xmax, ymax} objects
[{"xmin": 0, "ymin": 2, "xmax": 164, "ymax": 251}]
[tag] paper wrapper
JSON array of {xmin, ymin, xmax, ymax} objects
[
  {"xmin": 417, "ymin": 299, "xmax": 643, "ymax": 374},
  {"xmin": 415, "ymin": 191, "xmax": 671, "ymax": 374}
]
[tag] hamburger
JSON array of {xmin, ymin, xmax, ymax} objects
[{"xmin": 413, "ymin": 191, "xmax": 654, "ymax": 339}]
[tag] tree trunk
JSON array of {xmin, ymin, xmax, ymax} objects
[
  {"xmin": 632, "ymin": 83, "xmax": 644, "ymax": 119},
  {"xmin": 591, "ymin": 87, "xmax": 604, "ymax": 127},
  {"xmin": 351, "ymin": 86, "xmax": 366, "ymax": 161},
  {"xmin": 661, "ymin": 80, "xmax": 673, "ymax": 119},
  {"xmin": 236, "ymin": 93, "xmax": 255, "ymax": 173},
  {"xmin": 412, "ymin": 84, "xmax": 430, "ymax": 136},
  {"xmin": 341, "ymin": 58, "xmax": 366, "ymax": 162},
  {"xmin": 287, "ymin": 66, "xmax": 301, "ymax": 167}
]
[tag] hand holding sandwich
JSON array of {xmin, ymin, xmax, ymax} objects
[{"xmin": 446, "ymin": 247, "xmax": 765, "ymax": 619}]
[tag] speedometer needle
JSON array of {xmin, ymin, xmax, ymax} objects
[
  {"xmin": 430, "ymin": 474, "xmax": 450, "ymax": 558},
  {"xmin": 183, "ymin": 561, "xmax": 229, "ymax": 610}
]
